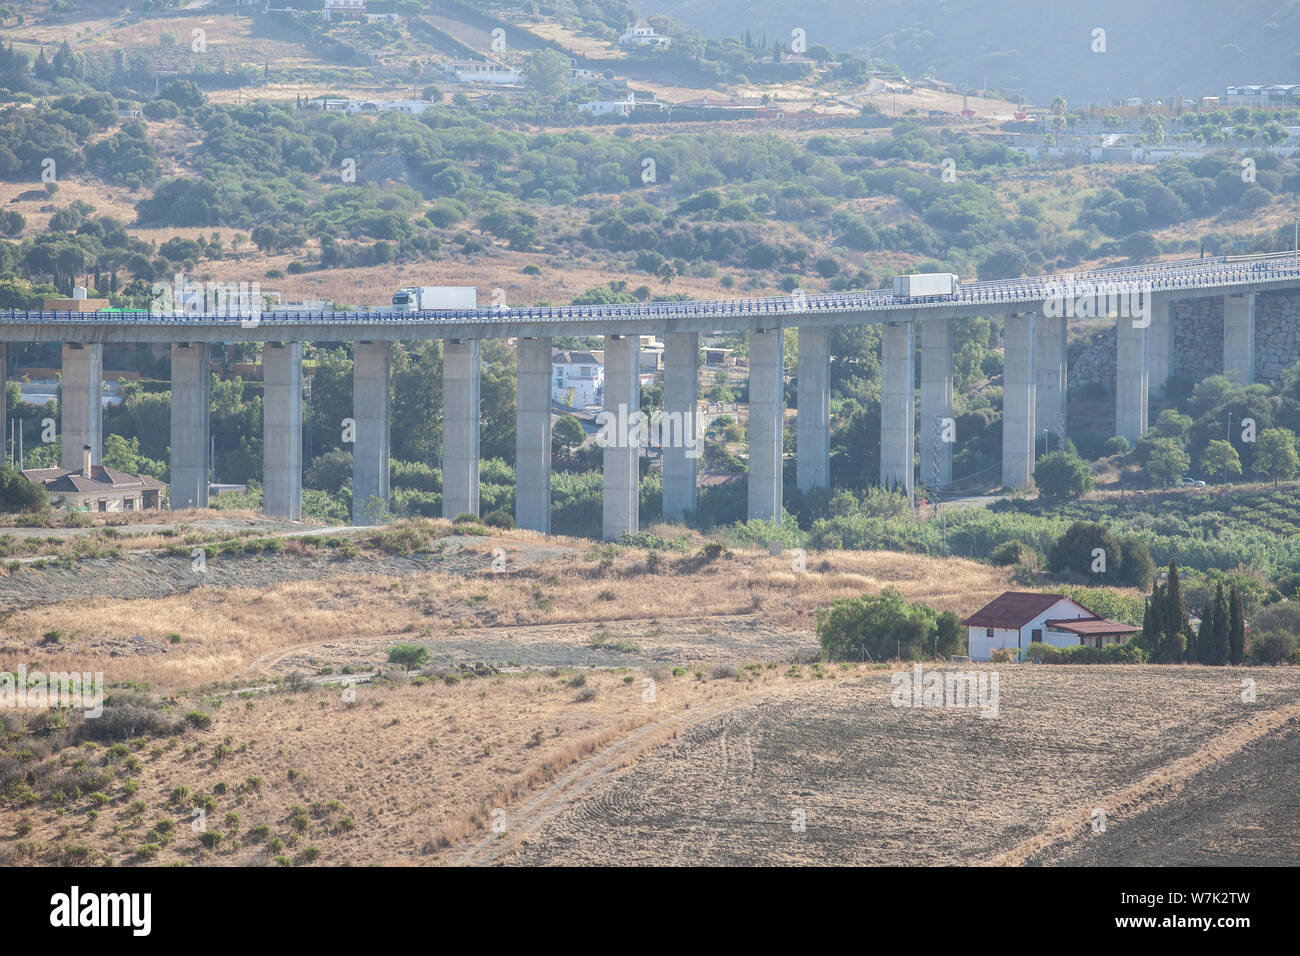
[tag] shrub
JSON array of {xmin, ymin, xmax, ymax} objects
[
  {"xmin": 1250, "ymin": 630, "xmax": 1298, "ymax": 665},
  {"xmin": 386, "ymin": 644, "xmax": 430, "ymax": 671},
  {"xmin": 990, "ymin": 539, "xmax": 1038, "ymax": 567}
]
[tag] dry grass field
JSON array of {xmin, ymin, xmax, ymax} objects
[{"xmin": 2, "ymin": 523, "xmax": 1292, "ymax": 867}]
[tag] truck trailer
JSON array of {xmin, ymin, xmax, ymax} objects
[
  {"xmin": 892, "ymin": 273, "xmax": 960, "ymax": 299},
  {"xmin": 391, "ymin": 286, "xmax": 478, "ymax": 313}
]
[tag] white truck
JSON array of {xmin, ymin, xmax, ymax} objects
[
  {"xmin": 391, "ymin": 286, "xmax": 478, "ymax": 313},
  {"xmin": 892, "ymin": 273, "xmax": 960, "ymax": 299}
]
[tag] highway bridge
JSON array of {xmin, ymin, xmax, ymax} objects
[{"xmin": 2, "ymin": 252, "xmax": 1297, "ymax": 537}]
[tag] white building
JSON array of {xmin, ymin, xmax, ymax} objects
[
  {"xmin": 619, "ymin": 20, "xmax": 672, "ymax": 49},
  {"xmin": 322, "ymin": 0, "xmax": 365, "ymax": 22},
  {"xmin": 552, "ymin": 349, "xmax": 604, "ymax": 407},
  {"xmin": 378, "ymin": 99, "xmax": 431, "ymax": 115},
  {"xmin": 442, "ymin": 60, "xmax": 522, "ymax": 85},
  {"xmin": 578, "ymin": 93, "xmax": 637, "ymax": 117},
  {"xmin": 961, "ymin": 591, "xmax": 1140, "ymax": 661}
]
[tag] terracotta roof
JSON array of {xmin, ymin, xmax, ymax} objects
[
  {"xmin": 22, "ymin": 465, "xmax": 165, "ymax": 495},
  {"xmin": 961, "ymin": 591, "xmax": 1071, "ymax": 628},
  {"xmin": 1045, "ymin": 618, "xmax": 1141, "ymax": 635}
]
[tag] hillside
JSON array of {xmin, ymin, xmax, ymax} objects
[{"xmin": 640, "ymin": 0, "xmax": 1300, "ymax": 104}]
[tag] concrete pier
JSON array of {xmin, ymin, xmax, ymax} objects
[
  {"xmin": 169, "ymin": 343, "xmax": 210, "ymax": 509},
  {"xmin": 1148, "ymin": 297, "xmax": 1173, "ymax": 398},
  {"xmin": 747, "ymin": 327, "xmax": 785, "ymax": 520},
  {"xmin": 515, "ymin": 336, "xmax": 552, "ymax": 532},
  {"xmin": 60, "ymin": 342, "xmax": 102, "ymax": 471},
  {"xmin": 442, "ymin": 339, "xmax": 481, "ymax": 519},
  {"xmin": 352, "ymin": 341, "xmax": 391, "ymax": 525},
  {"xmin": 880, "ymin": 321, "xmax": 915, "ymax": 497},
  {"xmin": 796, "ymin": 326, "xmax": 830, "ymax": 493},
  {"xmin": 1002, "ymin": 314, "xmax": 1036, "ymax": 488},
  {"xmin": 262, "ymin": 342, "xmax": 303, "ymax": 519},
  {"xmin": 1223, "ymin": 292, "xmax": 1256, "ymax": 385},
  {"xmin": 661, "ymin": 331, "xmax": 698, "ymax": 520},
  {"xmin": 601, "ymin": 334, "xmax": 640, "ymax": 540},
  {"xmin": 1035, "ymin": 314, "xmax": 1067, "ymax": 452},
  {"xmin": 919, "ymin": 318, "xmax": 953, "ymax": 491},
  {"xmin": 1115, "ymin": 313, "xmax": 1149, "ymax": 444}
]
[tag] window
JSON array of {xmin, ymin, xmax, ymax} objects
[
  {"xmin": 1031, "ymin": 628, "xmax": 1043, "ymax": 643},
  {"xmin": 985, "ymin": 628, "xmax": 994, "ymax": 638}
]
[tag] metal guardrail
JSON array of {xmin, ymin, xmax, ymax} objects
[{"xmin": 2, "ymin": 254, "xmax": 1298, "ymax": 328}]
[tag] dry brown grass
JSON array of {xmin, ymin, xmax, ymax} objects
[
  {"xmin": 0, "ymin": 537, "xmax": 1010, "ymax": 689},
  {"xmin": 0, "ymin": 654, "xmax": 803, "ymax": 867}
]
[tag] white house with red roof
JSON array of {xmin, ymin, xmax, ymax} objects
[{"xmin": 961, "ymin": 591, "xmax": 1140, "ymax": 661}]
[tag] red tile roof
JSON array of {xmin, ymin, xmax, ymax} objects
[
  {"xmin": 1045, "ymin": 618, "xmax": 1141, "ymax": 635},
  {"xmin": 962, "ymin": 591, "xmax": 1073, "ymax": 628},
  {"xmin": 21, "ymin": 465, "xmax": 165, "ymax": 495}
]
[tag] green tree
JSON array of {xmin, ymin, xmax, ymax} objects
[
  {"xmin": 1033, "ymin": 450, "xmax": 1093, "ymax": 498},
  {"xmin": 1253, "ymin": 427, "xmax": 1299, "ymax": 484},
  {"xmin": 386, "ymin": 643, "xmax": 429, "ymax": 672},
  {"xmin": 1145, "ymin": 437, "xmax": 1190, "ymax": 487},
  {"xmin": 1048, "ymin": 521, "xmax": 1120, "ymax": 581},
  {"xmin": 1210, "ymin": 584, "xmax": 1230, "ymax": 665},
  {"xmin": 1228, "ymin": 583, "xmax": 1246, "ymax": 665},
  {"xmin": 816, "ymin": 588, "xmax": 956, "ymax": 661},
  {"xmin": 1202, "ymin": 439, "xmax": 1242, "ymax": 483},
  {"xmin": 523, "ymin": 49, "xmax": 570, "ymax": 99},
  {"xmin": 552, "ymin": 415, "xmax": 585, "ymax": 458}
]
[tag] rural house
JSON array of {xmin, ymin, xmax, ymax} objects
[
  {"xmin": 22, "ymin": 446, "xmax": 166, "ymax": 513},
  {"xmin": 961, "ymin": 591, "xmax": 1140, "ymax": 661}
]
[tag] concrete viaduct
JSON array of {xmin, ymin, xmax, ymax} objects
[{"xmin": 2, "ymin": 252, "xmax": 1298, "ymax": 539}]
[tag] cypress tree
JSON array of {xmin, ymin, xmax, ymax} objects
[
  {"xmin": 1196, "ymin": 598, "xmax": 1215, "ymax": 665},
  {"xmin": 1141, "ymin": 595, "xmax": 1154, "ymax": 649},
  {"xmin": 1164, "ymin": 559, "xmax": 1189, "ymax": 662},
  {"xmin": 1212, "ymin": 584, "xmax": 1230, "ymax": 666},
  {"xmin": 1229, "ymin": 584, "xmax": 1246, "ymax": 665}
]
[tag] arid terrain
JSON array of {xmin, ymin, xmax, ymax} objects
[{"xmin": 1, "ymin": 517, "xmax": 1295, "ymax": 867}]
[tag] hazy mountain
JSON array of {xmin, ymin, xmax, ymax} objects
[{"xmin": 638, "ymin": 0, "xmax": 1300, "ymax": 104}]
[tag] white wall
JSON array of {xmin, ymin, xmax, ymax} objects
[{"xmin": 967, "ymin": 597, "xmax": 1096, "ymax": 660}]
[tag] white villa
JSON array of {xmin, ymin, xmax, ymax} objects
[
  {"xmin": 961, "ymin": 591, "xmax": 1141, "ymax": 661},
  {"xmin": 442, "ymin": 60, "xmax": 522, "ymax": 85},
  {"xmin": 552, "ymin": 349, "xmax": 604, "ymax": 408},
  {"xmin": 620, "ymin": 20, "xmax": 672, "ymax": 49}
]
